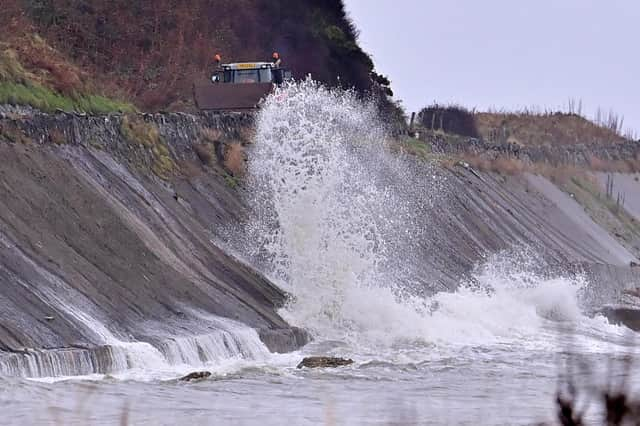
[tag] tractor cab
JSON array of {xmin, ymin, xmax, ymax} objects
[
  {"xmin": 212, "ymin": 62, "xmax": 292, "ymax": 85},
  {"xmin": 194, "ymin": 53, "xmax": 292, "ymax": 111}
]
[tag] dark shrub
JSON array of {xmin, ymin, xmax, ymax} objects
[{"xmin": 418, "ymin": 104, "xmax": 479, "ymax": 138}]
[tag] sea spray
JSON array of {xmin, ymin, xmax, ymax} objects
[
  {"xmin": 242, "ymin": 80, "xmax": 628, "ymax": 354},
  {"xmin": 0, "ymin": 307, "xmax": 271, "ymax": 379},
  {"xmin": 241, "ymin": 79, "xmax": 441, "ymax": 344}
]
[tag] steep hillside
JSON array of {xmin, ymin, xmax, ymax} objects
[
  {"xmin": 0, "ymin": 38, "xmax": 135, "ymax": 113},
  {"xmin": 0, "ymin": 0, "xmax": 379, "ymax": 111}
]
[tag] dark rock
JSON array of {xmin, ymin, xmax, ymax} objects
[
  {"xmin": 623, "ymin": 288, "xmax": 640, "ymax": 298},
  {"xmin": 259, "ymin": 327, "xmax": 311, "ymax": 353},
  {"xmin": 179, "ymin": 371, "xmax": 211, "ymax": 382},
  {"xmin": 600, "ymin": 306, "xmax": 640, "ymax": 331},
  {"xmin": 631, "ymin": 261, "xmax": 640, "ymax": 268},
  {"xmin": 297, "ymin": 356, "xmax": 354, "ymax": 369}
]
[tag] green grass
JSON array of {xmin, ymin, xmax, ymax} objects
[
  {"xmin": 224, "ymin": 173, "xmax": 239, "ymax": 189},
  {"xmin": 120, "ymin": 115, "xmax": 176, "ymax": 180},
  {"xmin": 0, "ymin": 81, "xmax": 135, "ymax": 114},
  {"xmin": 400, "ymin": 136, "xmax": 433, "ymax": 159},
  {"xmin": 120, "ymin": 115, "xmax": 161, "ymax": 147},
  {"xmin": 0, "ymin": 49, "xmax": 29, "ymax": 82},
  {"xmin": 0, "ymin": 46, "xmax": 134, "ymax": 113}
]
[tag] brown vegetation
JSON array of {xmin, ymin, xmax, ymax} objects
[
  {"xmin": 177, "ymin": 159, "xmax": 203, "ymax": 179},
  {"xmin": 0, "ymin": 13, "xmax": 134, "ymax": 113},
  {"xmin": 457, "ymin": 152, "xmax": 637, "ymax": 185},
  {"xmin": 193, "ymin": 143, "xmax": 214, "ymax": 165},
  {"xmin": 0, "ymin": 0, "xmax": 378, "ymax": 111},
  {"xmin": 150, "ymin": 144, "xmax": 176, "ymax": 180},
  {"xmin": 0, "ymin": 15, "xmax": 87, "ymax": 96},
  {"xmin": 0, "ymin": 48, "xmax": 31, "ymax": 83},
  {"xmin": 120, "ymin": 115, "xmax": 161, "ymax": 148},
  {"xmin": 475, "ymin": 111, "xmax": 629, "ymax": 146},
  {"xmin": 238, "ymin": 126, "xmax": 256, "ymax": 144},
  {"xmin": 416, "ymin": 100, "xmax": 633, "ymax": 147},
  {"xmin": 200, "ymin": 127, "xmax": 223, "ymax": 143},
  {"xmin": 223, "ymin": 143, "xmax": 246, "ymax": 176},
  {"xmin": 462, "ymin": 155, "xmax": 525, "ymax": 176},
  {"xmin": 0, "ymin": 123, "xmax": 32, "ymax": 144},
  {"xmin": 48, "ymin": 128, "xmax": 66, "ymax": 145},
  {"xmin": 460, "ymin": 154, "xmax": 619, "ymax": 189},
  {"xmin": 588, "ymin": 155, "xmax": 640, "ymax": 174},
  {"xmin": 119, "ymin": 115, "xmax": 175, "ymax": 179}
]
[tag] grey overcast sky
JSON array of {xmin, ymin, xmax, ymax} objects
[{"xmin": 344, "ymin": 0, "xmax": 639, "ymax": 134}]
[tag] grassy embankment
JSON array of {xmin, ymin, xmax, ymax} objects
[
  {"xmin": 402, "ymin": 104, "xmax": 638, "ymax": 170},
  {"xmin": 0, "ymin": 36, "xmax": 134, "ymax": 114}
]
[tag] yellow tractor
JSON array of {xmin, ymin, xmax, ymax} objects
[{"xmin": 194, "ymin": 53, "xmax": 292, "ymax": 111}]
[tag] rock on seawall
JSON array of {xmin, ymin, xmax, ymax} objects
[{"xmin": 297, "ymin": 357, "xmax": 354, "ymax": 369}]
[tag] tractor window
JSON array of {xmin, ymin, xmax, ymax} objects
[
  {"xmin": 258, "ymin": 68, "xmax": 272, "ymax": 83},
  {"xmin": 234, "ymin": 69, "xmax": 260, "ymax": 83}
]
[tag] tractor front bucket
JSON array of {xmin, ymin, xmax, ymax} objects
[{"xmin": 194, "ymin": 83, "xmax": 274, "ymax": 111}]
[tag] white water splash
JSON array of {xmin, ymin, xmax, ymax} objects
[
  {"xmin": 0, "ymin": 307, "xmax": 271, "ymax": 380},
  {"xmin": 423, "ymin": 252, "xmax": 626, "ymax": 351},
  {"xmin": 245, "ymin": 80, "xmax": 433, "ymax": 342},
  {"xmin": 0, "ymin": 227, "xmax": 272, "ymax": 380},
  {"xmin": 244, "ymin": 80, "xmax": 629, "ymax": 357}
]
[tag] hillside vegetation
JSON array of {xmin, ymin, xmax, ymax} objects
[
  {"xmin": 0, "ymin": 38, "xmax": 135, "ymax": 113},
  {"xmin": 0, "ymin": 0, "xmax": 385, "ymax": 112},
  {"xmin": 475, "ymin": 111, "xmax": 629, "ymax": 146},
  {"xmin": 417, "ymin": 104, "xmax": 633, "ymax": 146}
]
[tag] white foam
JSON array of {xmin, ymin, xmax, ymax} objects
[
  {"xmin": 244, "ymin": 80, "xmax": 633, "ymax": 362},
  {"xmin": 2, "ymin": 309, "xmax": 273, "ymax": 380}
]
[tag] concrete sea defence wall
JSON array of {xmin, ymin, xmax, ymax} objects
[{"xmin": 0, "ymin": 109, "xmax": 307, "ymax": 377}]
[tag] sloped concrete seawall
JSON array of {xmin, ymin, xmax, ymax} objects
[
  {"xmin": 1, "ymin": 108, "xmax": 640, "ymax": 377},
  {"xmin": 0, "ymin": 109, "xmax": 310, "ymax": 377}
]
